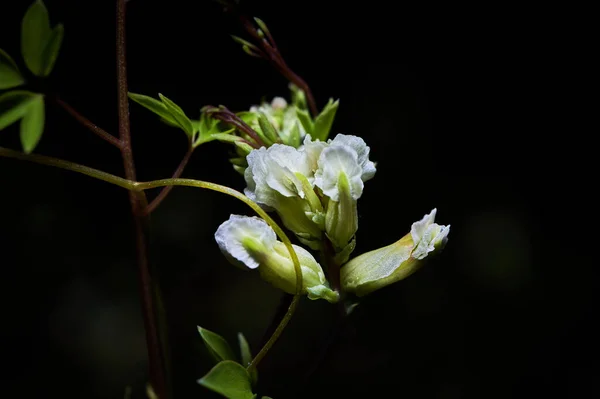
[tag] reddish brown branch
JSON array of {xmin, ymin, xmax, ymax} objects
[
  {"xmin": 116, "ymin": 1, "xmax": 167, "ymax": 398},
  {"xmin": 203, "ymin": 105, "xmax": 264, "ymax": 148},
  {"xmin": 146, "ymin": 145, "xmax": 194, "ymax": 215},
  {"xmin": 53, "ymin": 96, "xmax": 123, "ymax": 148}
]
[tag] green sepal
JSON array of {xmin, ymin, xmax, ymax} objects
[
  {"xmin": 312, "ymin": 98, "xmax": 339, "ymax": 141},
  {"xmin": 295, "ymin": 107, "xmax": 313, "ymax": 136},
  {"xmin": 257, "ymin": 112, "xmax": 278, "ymax": 145}
]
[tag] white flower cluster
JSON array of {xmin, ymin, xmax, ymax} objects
[{"xmin": 244, "ymin": 134, "xmax": 376, "ymax": 249}]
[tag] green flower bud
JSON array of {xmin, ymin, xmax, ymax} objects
[
  {"xmin": 341, "ymin": 209, "xmax": 450, "ymax": 296},
  {"xmin": 215, "ymin": 215, "xmax": 338, "ymax": 303}
]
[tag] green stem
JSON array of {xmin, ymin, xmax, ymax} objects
[{"xmin": 0, "ymin": 146, "xmax": 302, "ymax": 374}]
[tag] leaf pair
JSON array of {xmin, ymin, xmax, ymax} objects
[
  {"xmin": 0, "ymin": 91, "xmax": 45, "ymax": 153},
  {"xmin": 128, "ymin": 92, "xmax": 195, "ymax": 137},
  {"xmin": 197, "ymin": 326, "xmax": 268, "ymax": 399},
  {"xmin": 21, "ymin": 0, "xmax": 64, "ymax": 77}
]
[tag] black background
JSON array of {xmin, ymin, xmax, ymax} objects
[{"xmin": 0, "ymin": 0, "xmax": 595, "ymax": 398}]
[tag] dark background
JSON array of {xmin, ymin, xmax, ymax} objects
[{"xmin": 1, "ymin": 0, "xmax": 595, "ymax": 398}]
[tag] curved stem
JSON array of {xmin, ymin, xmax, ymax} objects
[{"xmin": 0, "ymin": 147, "xmax": 303, "ymax": 374}]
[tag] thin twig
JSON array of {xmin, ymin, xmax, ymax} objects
[
  {"xmin": 146, "ymin": 145, "xmax": 194, "ymax": 215},
  {"xmin": 116, "ymin": 1, "xmax": 167, "ymax": 398},
  {"xmin": 222, "ymin": 2, "xmax": 318, "ymax": 117},
  {"xmin": 53, "ymin": 96, "xmax": 122, "ymax": 148}
]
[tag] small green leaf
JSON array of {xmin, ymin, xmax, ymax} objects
[
  {"xmin": 21, "ymin": 0, "xmax": 51, "ymax": 76},
  {"xmin": 237, "ymin": 333, "xmax": 252, "ymax": 367},
  {"xmin": 0, "ymin": 90, "xmax": 38, "ymax": 130},
  {"xmin": 257, "ymin": 112, "xmax": 278, "ymax": 144},
  {"xmin": 198, "ymin": 360, "xmax": 255, "ymax": 399},
  {"xmin": 158, "ymin": 93, "xmax": 194, "ymax": 136},
  {"xmin": 198, "ymin": 326, "xmax": 235, "ymax": 362},
  {"xmin": 40, "ymin": 23, "xmax": 64, "ymax": 77},
  {"xmin": 0, "ymin": 49, "xmax": 25, "ymax": 90},
  {"xmin": 295, "ymin": 107, "xmax": 313, "ymax": 135},
  {"xmin": 312, "ymin": 98, "xmax": 339, "ymax": 141},
  {"xmin": 128, "ymin": 92, "xmax": 177, "ymax": 125},
  {"xmin": 238, "ymin": 333, "xmax": 257, "ymax": 385},
  {"xmin": 19, "ymin": 94, "xmax": 45, "ymax": 153}
]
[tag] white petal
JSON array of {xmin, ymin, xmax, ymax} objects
[
  {"xmin": 215, "ymin": 215, "xmax": 277, "ymax": 269},
  {"xmin": 330, "ymin": 134, "xmax": 377, "ymax": 182},
  {"xmin": 300, "ymin": 134, "xmax": 328, "ymax": 172},
  {"xmin": 314, "ymin": 145, "xmax": 364, "ymax": 201},
  {"xmin": 410, "ymin": 208, "xmax": 437, "ymax": 245},
  {"xmin": 412, "ymin": 223, "xmax": 450, "ymax": 260}
]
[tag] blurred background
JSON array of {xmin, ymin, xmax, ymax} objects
[{"xmin": 1, "ymin": 0, "xmax": 595, "ymax": 398}]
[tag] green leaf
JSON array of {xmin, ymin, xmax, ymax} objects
[
  {"xmin": 238, "ymin": 333, "xmax": 257, "ymax": 385},
  {"xmin": 295, "ymin": 107, "xmax": 313, "ymax": 135},
  {"xmin": 237, "ymin": 333, "xmax": 252, "ymax": 367},
  {"xmin": 312, "ymin": 98, "xmax": 339, "ymax": 141},
  {"xmin": 19, "ymin": 94, "xmax": 45, "ymax": 153},
  {"xmin": 198, "ymin": 326, "xmax": 235, "ymax": 362},
  {"xmin": 197, "ymin": 360, "xmax": 255, "ymax": 399},
  {"xmin": 158, "ymin": 93, "xmax": 194, "ymax": 137},
  {"xmin": 40, "ymin": 23, "xmax": 64, "ymax": 77},
  {"xmin": 128, "ymin": 92, "xmax": 177, "ymax": 124},
  {"xmin": 21, "ymin": 0, "xmax": 51, "ymax": 76},
  {"xmin": 0, "ymin": 90, "xmax": 38, "ymax": 130},
  {"xmin": 0, "ymin": 49, "xmax": 25, "ymax": 90}
]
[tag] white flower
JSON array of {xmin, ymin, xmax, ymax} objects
[
  {"xmin": 314, "ymin": 145, "xmax": 363, "ymax": 201},
  {"xmin": 305, "ymin": 133, "xmax": 376, "ymax": 201},
  {"xmin": 244, "ymin": 144, "xmax": 312, "ymax": 206},
  {"xmin": 410, "ymin": 208, "xmax": 451, "ymax": 260},
  {"xmin": 270, "ymin": 96, "xmax": 287, "ymax": 110},
  {"xmin": 215, "ymin": 214, "xmax": 277, "ymax": 269},
  {"xmin": 340, "ymin": 209, "xmax": 450, "ymax": 296},
  {"xmin": 215, "ymin": 215, "xmax": 339, "ymax": 303}
]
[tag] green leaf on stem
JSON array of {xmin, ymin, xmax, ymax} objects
[
  {"xmin": 198, "ymin": 360, "xmax": 255, "ymax": 399},
  {"xmin": 0, "ymin": 90, "xmax": 38, "ymax": 130},
  {"xmin": 40, "ymin": 23, "xmax": 64, "ymax": 77},
  {"xmin": 128, "ymin": 92, "xmax": 177, "ymax": 124},
  {"xmin": 238, "ymin": 333, "xmax": 252, "ymax": 366},
  {"xmin": 312, "ymin": 98, "xmax": 339, "ymax": 141},
  {"xmin": 198, "ymin": 326, "xmax": 235, "ymax": 362},
  {"xmin": 19, "ymin": 94, "xmax": 45, "ymax": 153},
  {"xmin": 238, "ymin": 332, "xmax": 258, "ymax": 385},
  {"xmin": 158, "ymin": 93, "xmax": 194, "ymax": 137},
  {"xmin": 0, "ymin": 49, "xmax": 25, "ymax": 90},
  {"xmin": 295, "ymin": 107, "xmax": 313, "ymax": 135},
  {"xmin": 21, "ymin": 0, "xmax": 51, "ymax": 76}
]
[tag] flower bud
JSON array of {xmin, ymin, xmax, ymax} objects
[
  {"xmin": 215, "ymin": 215, "xmax": 339, "ymax": 303},
  {"xmin": 341, "ymin": 209, "xmax": 450, "ymax": 296}
]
